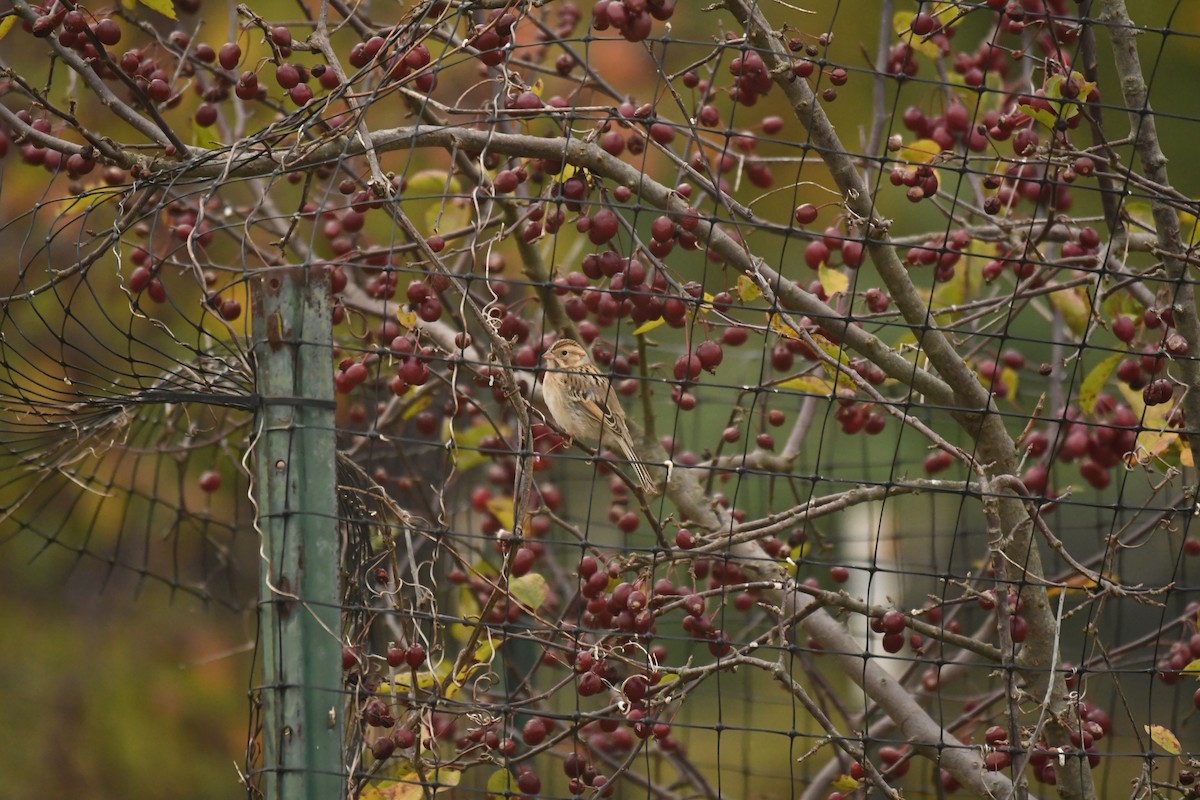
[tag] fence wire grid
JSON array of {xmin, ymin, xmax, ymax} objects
[{"xmin": 2, "ymin": 0, "xmax": 1200, "ymax": 799}]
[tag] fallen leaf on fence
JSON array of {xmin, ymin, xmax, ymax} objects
[{"xmin": 1145, "ymin": 724, "xmax": 1180, "ymax": 755}]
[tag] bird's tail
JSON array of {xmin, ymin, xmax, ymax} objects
[{"xmin": 620, "ymin": 440, "xmax": 659, "ymax": 495}]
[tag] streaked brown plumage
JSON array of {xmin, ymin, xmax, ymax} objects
[{"xmin": 541, "ymin": 339, "xmax": 658, "ymax": 494}]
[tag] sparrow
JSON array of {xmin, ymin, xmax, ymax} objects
[{"xmin": 541, "ymin": 339, "xmax": 658, "ymax": 494}]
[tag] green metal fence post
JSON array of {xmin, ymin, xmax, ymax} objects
[{"xmin": 252, "ymin": 266, "xmax": 344, "ymax": 799}]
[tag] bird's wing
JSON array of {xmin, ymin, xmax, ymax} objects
[{"xmin": 575, "ymin": 378, "xmax": 628, "ymax": 438}]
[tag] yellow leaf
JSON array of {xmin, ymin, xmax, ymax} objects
[
  {"xmin": 1180, "ymin": 207, "xmax": 1200, "ymax": 248},
  {"xmin": 633, "ymin": 318, "xmax": 666, "ymax": 335},
  {"xmin": 362, "ymin": 762, "xmax": 451, "ymax": 800},
  {"xmin": 789, "ymin": 541, "xmax": 809, "ymax": 563},
  {"xmin": 899, "ymin": 138, "xmax": 945, "ymax": 165},
  {"xmin": 56, "ymin": 184, "xmax": 127, "ymax": 216},
  {"xmin": 999, "ymin": 366, "xmax": 1019, "ymax": 399},
  {"xmin": 485, "ymin": 496, "xmax": 515, "ymax": 529},
  {"xmin": 135, "ymin": 0, "xmax": 177, "ymax": 18},
  {"xmin": 1047, "ymin": 283, "xmax": 1090, "ymax": 337},
  {"xmin": 776, "ymin": 375, "xmax": 835, "ymax": 396},
  {"xmin": 380, "ymin": 662, "xmax": 451, "ymax": 694},
  {"xmin": 1116, "ymin": 382, "xmax": 1148, "ymax": 419},
  {"xmin": 832, "ymin": 775, "xmax": 861, "ymax": 792},
  {"xmin": 1125, "ymin": 429, "xmax": 1180, "ymax": 468},
  {"xmin": 0, "ymin": 16, "xmax": 17, "ymax": 41},
  {"xmin": 396, "ymin": 307, "xmax": 418, "ymax": 328},
  {"xmin": 486, "ymin": 769, "xmax": 517, "ymax": 798},
  {"xmin": 1145, "ymin": 724, "xmax": 1181, "ymax": 755},
  {"xmin": 934, "ymin": 239, "xmax": 996, "ymax": 312},
  {"xmin": 400, "ymin": 393, "xmax": 432, "ymax": 422},
  {"xmin": 509, "ymin": 573, "xmax": 547, "ymax": 610},
  {"xmin": 818, "ymin": 265, "xmax": 849, "ymax": 297},
  {"xmin": 1017, "ymin": 102, "xmax": 1058, "ymax": 131},
  {"xmin": 473, "ymin": 639, "xmax": 497, "ymax": 666},
  {"xmin": 1125, "ymin": 201, "xmax": 1156, "ymax": 230},
  {"xmin": 737, "ymin": 274, "xmax": 762, "ymax": 302},
  {"xmin": 448, "ymin": 420, "xmax": 508, "ymax": 474},
  {"xmin": 1079, "ymin": 354, "xmax": 1122, "ymax": 415},
  {"xmin": 1041, "ymin": 73, "xmax": 1093, "ymax": 122},
  {"xmin": 552, "ymin": 161, "xmax": 581, "ymax": 181},
  {"xmin": 893, "ymin": 13, "xmax": 942, "ymax": 60},
  {"xmin": 1116, "ymin": 382, "xmax": 1183, "ymax": 468},
  {"xmin": 1181, "ymin": 658, "xmax": 1200, "ymax": 678},
  {"xmin": 407, "ymin": 170, "xmax": 458, "ymax": 196},
  {"xmin": 767, "ymin": 313, "xmax": 802, "ymax": 339},
  {"xmin": 451, "ymin": 585, "xmax": 482, "ymax": 643},
  {"xmin": 1047, "ymin": 571, "xmax": 1115, "ymax": 598},
  {"xmin": 809, "ymin": 335, "xmax": 852, "ymax": 370}
]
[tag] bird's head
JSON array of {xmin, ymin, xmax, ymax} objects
[{"xmin": 542, "ymin": 339, "xmax": 589, "ymax": 370}]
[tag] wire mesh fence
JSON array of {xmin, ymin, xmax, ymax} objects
[{"xmin": 2, "ymin": 0, "xmax": 1200, "ymax": 798}]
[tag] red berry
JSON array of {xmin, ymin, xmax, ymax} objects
[
  {"xmin": 218, "ymin": 42, "xmax": 242, "ymax": 70},
  {"xmin": 522, "ymin": 717, "xmax": 548, "ymax": 746},
  {"xmin": 517, "ymin": 771, "xmax": 542, "ymax": 794},
  {"xmin": 405, "ymin": 643, "xmax": 425, "ymax": 668},
  {"xmin": 94, "ymin": 19, "xmax": 122, "ymax": 46},
  {"xmin": 386, "ymin": 647, "xmax": 404, "ymax": 667},
  {"xmin": 199, "ymin": 470, "xmax": 222, "ymax": 493}
]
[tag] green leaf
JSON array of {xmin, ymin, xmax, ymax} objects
[
  {"xmin": 509, "ymin": 573, "xmax": 547, "ymax": 610},
  {"xmin": 1079, "ymin": 354, "xmax": 1122, "ymax": 415}
]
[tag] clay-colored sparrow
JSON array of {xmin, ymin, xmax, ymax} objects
[{"xmin": 541, "ymin": 339, "xmax": 658, "ymax": 494}]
